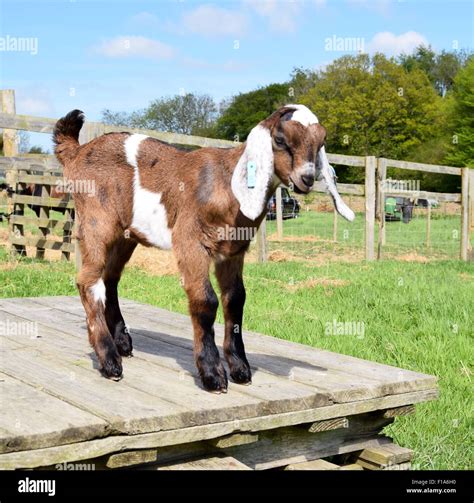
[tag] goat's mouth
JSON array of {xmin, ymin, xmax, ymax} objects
[{"xmin": 290, "ymin": 175, "xmax": 313, "ymax": 194}]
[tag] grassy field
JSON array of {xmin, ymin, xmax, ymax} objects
[
  {"xmin": 266, "ymin": 210, "xmax": 464, "ymax": 259},
  {"xmin": 0, "ymin": 243, "xmax": 472, "ymax": 470}
]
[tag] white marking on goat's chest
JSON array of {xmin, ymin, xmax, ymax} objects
[{"xmin": 124, "ymin": 134, "xmax": 172, "ymax": 249}]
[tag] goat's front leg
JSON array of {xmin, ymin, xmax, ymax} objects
[
  {"xmin": 174, "ymin": 242, "xmax": 228, "ymax": 393},
  {"xmin": 215, "ymin": 255, "xmax": 252, "ymax": 385}
]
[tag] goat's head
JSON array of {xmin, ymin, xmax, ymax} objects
[{"xmin": 231, "ymin": 104, "xmax": 355, "ymax": 222}]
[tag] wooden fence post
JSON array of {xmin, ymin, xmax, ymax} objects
[
  {"xmin": 0, "ymin": 90, "xmax": 26, "ymax": 257},
  {"xmin": 376, "ymin": 158, "xmax": 387, "ymax": 259},
  {"xmin": 460, "ymin": 168, "xmax": 469, "ymax": 261},
  {"xmin": 256, "ymin": 219, "xmax": 267, "ymax": 263},
  {"xmin": 365, "ymin": 156, "xmax": 376, "ymax": 261},
  {"xmin": 426, "ymin": 203, "xmax": 432, "ymax": 250},
  {"xmin": 276, "ymin": 186, "xmax": 283, "ymax": 240}
]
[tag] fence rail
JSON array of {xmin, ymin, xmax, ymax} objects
[{"xmin": 1, "ymin": 88, "xmax": 472, "ymax": 263}]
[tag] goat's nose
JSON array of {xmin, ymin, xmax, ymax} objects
[{"xmin": 301, "ymin": 173, "xmax": 315, "ymax": 187}]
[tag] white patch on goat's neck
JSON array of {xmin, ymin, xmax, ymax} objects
[
  {"xmin": 90, "ymin": 278, "xmax": 106, "ymax": 305},
  {"xmin": 231, "ymin": 124, "xmax": 274, "ymax": 221},
  {"xmin": 285, "ymin": 104, "xmax": 319, "ymax": 126},
  {"xmin": 124, "ymin": 134, "xmax": 173, "ymax": 249}
]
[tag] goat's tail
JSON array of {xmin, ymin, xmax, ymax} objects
[{"xmin": 53, "ymin": 109, "xmax": 85, "ymax": 165}]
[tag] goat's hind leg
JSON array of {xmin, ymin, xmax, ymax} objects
[
  {"xmin": 77, "ymin": 258, "xmax": 123, "ymax": 380},
  {"xmin": 104, "ymin": 238, "xmax": 137, "ymax": 357}
]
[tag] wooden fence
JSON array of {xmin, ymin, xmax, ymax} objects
[{"xmin": 1, "ymin": 88, "xmax": 473, "ymax": 263}]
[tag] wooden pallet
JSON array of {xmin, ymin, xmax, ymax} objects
[{"xmin": 0, "ymin": 296, "xmax": 438, "ymax": 470}]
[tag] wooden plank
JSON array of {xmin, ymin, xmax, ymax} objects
[
  {"xmin": 383, "ymin": 405, "xmax": 415, "ymax": 418},
  {"xmin": 339, "ymin": 463, "xmax": 364, "ymax": 470},
  {"xmin": 0, "ymin": 156, "xmax": 62, "ymax": 173},
  {"xmin": 256, "ymin": 218, "xmax": 267, "ymax": 262},
  {"xmin": 9, "ymin": 214, "xmax": 73, "ymax": 231},
  {"xmin": 357, "ymin": 443, "xmax": 413, "ymax": 467},
  {"xmin": 104, "ymin": 297, "xmax": 438, "ymax": 397},
  {"xmin": 285, "ymin": 459, "xmax": 339, "ymax": 470},
  {"xmin": 0, "ymin": 373, "xmax": 108, "ymax": 454},
  {"xmin": 0, "ymin": 91, "xmax": 18, "ymax": 157},
  {"xmin": 9, "ymin": 235, "xmax": 75, "ymax": 253},
  {"xmin": 11, "ymin": 173, "xmax": 64, "ymax": 185},
  {"xmin": 0, "ymin": 389, "xmax": 437, "ymax": 469},
  {"xmin": 0, "ymin": 112, "xmax": 236, "ymax": 148},
  {"xmin": 365, "ymin": 156, "xmax": 376, "ymax": 261},
  {"xmin": 461, "ymin": 168, "xmax": 469, "ymax": 261},
  {"xmin": 384, "ymin": 158, "xmax": 461, "ymax": 175},
  {"xmin": 31, "ymin": 297, "xmax": 431, "ymax": 403},
  {"xmin": 208, "ymin": 433, "xmax": 258, "ymax": 449},
  {"xmin": 384, "ymin": 190, "xmax": 461, "ymax": 203},
  {"xmin": 0, "ymin": 306, "xmax": 332, "ymax": 436},
  {"xmin": 377, "ymin": 158, "xmax": 387, "ymax": 259},
  {"xmin": 11, "ymin": 194, "xmax": 74, "ymax": 209},
  {"xmin": 311, "ymin": 181, "xmax": 365, "ymax": 196},
  {"xmin": 106, "ymin": 449, "xmax": 158, "ymax": 469},
  {"xmin": 223, "ymin": 413, "xmax": 394, "ymax": 470},
  {"xmin": 326, "ymin": 153, "xmax": 366, "ymax": 167},
  {"xmin": 156, "ymin": 455, "xmax": 251, "ymax": 470},
  {"xmin": 306, "ymin": 417, "xmax": 348, "ymax": 433}
]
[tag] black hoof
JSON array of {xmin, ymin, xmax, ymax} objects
[
  {"xmin": 101, "ymin": 352, "xmax": 123, "ymax": 381},
  {"xmin": 115, "ymin": 328, "xmax": 133, "ymax": 357},
  {"xmin": 200, "ymin": 364, "xmax": 228, "ymax": 393},
  {"xmin": 229, "ymin": 359, "xmax": 252, "ymax": 385}
]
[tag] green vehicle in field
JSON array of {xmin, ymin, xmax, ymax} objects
[{"xmin": 384, "ymin": 196, "xmax": 414, "ymax": 223}]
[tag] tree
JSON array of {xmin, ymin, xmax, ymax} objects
[
  {"xmin": 101, "ymin": 93, "xmax": 218, "ymax": 136},
  {"xmin": 444, "ymin": 57, "xmax": 474, "ymax": 168},
  {"xmin": 142, "ymin": 94, "xmax": 218, "ymax": 135},
  {"xmin": 215, "ymin": 83, "xmax": 290, "ymax": 141},
  {"xmin": 299, "ymin": 54, "xmax": 441, "ymax": 170},
  {"xmin": 399, "ymin": 46, "xmax": 470, "ymax": 97}
]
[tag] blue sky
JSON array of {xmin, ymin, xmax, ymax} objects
[{"xmin": 0, "ymin": 0, "xmax": 473, "ymax": 149}]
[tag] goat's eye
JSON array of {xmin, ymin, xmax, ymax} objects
[{"xmin": 274, "ymin": 136, "xmax": 285, "ymax": 146}]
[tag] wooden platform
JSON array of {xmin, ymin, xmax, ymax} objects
[{"xmin": 0, "ymin": 296, "xmax": 438, "ymax": 470}]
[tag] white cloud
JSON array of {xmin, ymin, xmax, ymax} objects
[
  {"xmin": 367, "ymin": 31, "xmax": 428, "ymax": 56},
  {"xmin": 16, "ymin": 89, "xmax": 54, "ymax": 116},
  {"xmin": 347, "ymin": 0, "xmax": 392, "ymax": 16},
  {"xmin": 244, "ymin": 0, "xmax": 303, "ymax": 33},
  {"xmin": 129, "ymin": 12, "xmax": 161, "ymax": 28},
  {"xmin": 95, "ymin": 36, "xmax": 175, "ymax": 60},
  {"xmin": 181, "ymin": 5, "xmax": 248, "ymax": 37}
]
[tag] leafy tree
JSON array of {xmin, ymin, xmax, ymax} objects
[
  {"xmin": 215, "ymin": 83, "xmax": 290, "ymax": 141},
  {"xmin": 299, "ymin": 54, "xmax": 441, "ymax": 179},
  {"xmin": 101, "ymin": 93, "xmax": 218, "ymax": 136},
  {"xmin": 142, "ymin": 94, "xmax": 217, "ymax": 135},
  {"xmin": 444, "ymin": 57, "xmax": 474, "ymax": 167}
]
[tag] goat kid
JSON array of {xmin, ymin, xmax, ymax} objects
[{"xmin": 54, "ymin": 104, "xmax": 355, "ymax": 393}]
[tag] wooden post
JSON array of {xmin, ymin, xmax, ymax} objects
[
  {"xmin": 36, "ymin": 181, "xmax": 50, "ymax": 260},
  {"xmin": 333, "ymin": 208, "xmax": 338, "ymax": 242},
  {"xmin": 365, "ymin": 156, "xmax": 376, "ymax": 261},
  {"xmin": 377, "ymin": 158, "xmax": 387, "ymax": 259},
  {"xmin": 426, "ymin": 202, "xmax": 431, "ymax": 250},
  {"xmin": 276, "ymin": 186, "xmax": 283, "ymax": 240},
  {"xmin": 460, "ymin": 168, "xmax": 469, "ymax": 261},
  {"xmin": 256, "ymin": 219, "xmax": 267, "ymax": 263},
  {"xmin": 0, "ymin": 90, "xmax": 26, "ymax": 257}
]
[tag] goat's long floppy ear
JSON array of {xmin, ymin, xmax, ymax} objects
[
  {"xmin": 317, "ymin": 146, "xmax": 355, "ymax": 222},
  {"xmin": 231, "ymin": 124, "xmax": 274, "ymax": 220}
]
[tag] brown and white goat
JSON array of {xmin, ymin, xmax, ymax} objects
[{"xmin": 53, "ymin": 104, "xmax": 354, "ymax": 393}]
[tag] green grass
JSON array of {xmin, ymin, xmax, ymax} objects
[
  {"xmin": 266, "ymin": 210, "xmax": 464, "ymax": 259},
  {"xmin": 0, "ymin": 244, "xmax": 472, "ymax": 470}
]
